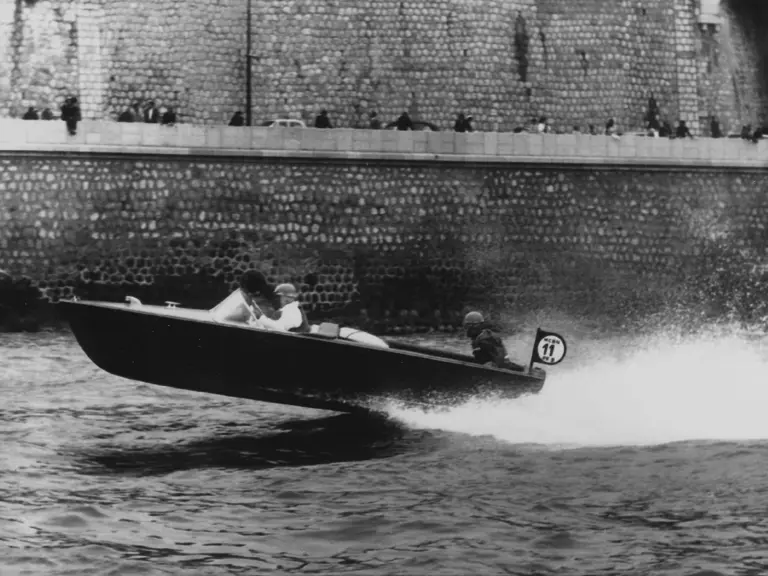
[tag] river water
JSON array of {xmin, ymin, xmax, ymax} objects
[{"xmin": 3, "ymin": 323, "xmax": 768, "ymax": 576}]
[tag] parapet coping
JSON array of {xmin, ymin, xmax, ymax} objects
[{"xmin": 1, "ymin": 141, "xmax": 767, "ymax": 170}]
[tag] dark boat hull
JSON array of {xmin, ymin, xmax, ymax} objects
[{"xmin": 59, "ymin": 300, "xmax": 545, "ymax": 414}]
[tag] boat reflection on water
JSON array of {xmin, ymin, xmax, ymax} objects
[{"xmin": 78, "ymin": 413, "xmax": 447, "ymax": 475}]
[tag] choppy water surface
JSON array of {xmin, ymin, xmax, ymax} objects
[{"xmin": 3, "ymin": 325, "xmax": 768, "ymax": 576}]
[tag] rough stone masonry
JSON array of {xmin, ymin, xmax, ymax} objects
[
  {"xmin": 2, "ymin": 0, "xmax": 768, "ymax": 332},
  {"xmin": 2, "ymin": 0, "xmax": 768, "ymax": 133},
  {"xmin": 2, "ymin": 151, "xmax": 768, "ymax": 333}
]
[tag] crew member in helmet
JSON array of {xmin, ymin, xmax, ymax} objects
[
  {"xmin": 249, "ymin": 282, "xmax": 311, "ymax": 333},
  {"xmin": 463, "ymin": 311, "xmax": 525, "ymax": 371}
]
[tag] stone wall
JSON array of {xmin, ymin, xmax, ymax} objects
[
  {"xmin": 2, "ymin": 0, "xmax": 768, "ymax": 134},
  {"xmin": 3, "ymin": 134, "xmax": 768, "ymax": 333}
]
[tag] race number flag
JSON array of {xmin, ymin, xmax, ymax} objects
[{"xmin": 528, "ymin": 328, "xmax": 567, "ymax": 369}]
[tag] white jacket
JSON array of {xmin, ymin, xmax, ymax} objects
[{"xmin": 249, "ymin": 300, "xmax": 303, "ymax": 332}]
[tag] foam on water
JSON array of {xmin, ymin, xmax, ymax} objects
[{"xmin": 388, "ymin": 330, "xmax": 768, "ymax": 447}]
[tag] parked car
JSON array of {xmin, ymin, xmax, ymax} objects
[{"xmin": 261, "ymin": 118, "xmax": 307, "ymax": 128}]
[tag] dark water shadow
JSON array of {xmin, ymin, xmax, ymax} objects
[{"xmin": 75, "ymin": 413, "xmax": 446, "ymax": 476}]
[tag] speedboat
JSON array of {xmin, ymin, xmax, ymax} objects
[{"xmin": 58, "ymin": 290, "xmax": 567, "ymax": 414}]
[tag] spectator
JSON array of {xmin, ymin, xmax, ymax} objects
[
  {"xmin": 22, "ymin": 107, "xmax": 38, "ymax": 120},
  {"xmin": 143, "ymin": 100, "xmax": 159, "ymax": 123},
  {"xmin": 740, "ymin": 125, "xmax": 752, "ymax": 140},
  {"xmin": 536, "ymin": 116, "xmax": 548, "ymax": 133},
  {"xmin": 314, "ymin": 109, "xmax": 332, "ymax": 128},
  {"xmin": 660, "ymin": 120, "xmax": 673, "ymax": 138},
  {"xmin": 395, "ymin": 111, "xmax": 413, "ymax": 131},
  {"xmin": 605, "ymin": 118, "xmax": 616, "ymax": 136},
  {"xmin": 647, "ymin": 113, "xmax": 661, "ymax": 137},
  {"xmin": 454, "ymin": 113, "xmax": 472, "ymax": 132},
  {"xmin": 588, "ymin": 124, "xmax": 597, "ymax": 135},
  {"xmin": 41, "ymin": 108, "xmax": 54, "ymax": 120},
  {"xmin": 675, "ymin": 120, "xmax": 694, "ymax": 139},
  {"xmin": 645, "ymin": 92, "xmax": 659, "ymax": 124},
  {"xmin": 118, "ymin": 102, "xmax": 140, "ymax": 122},
  {"xmin": 572, "ymin": 125, "xmax": 581, "ymax": 134},
  {"xmin": 710, "ymin": 117, "xmax": 722, "ymax": 138},
  {"xmin": 60, "ymin": 96, "xmax": 81, "ymax": 136},
  {"xmin": 369, "ymin": 111, "xmax": 382, "ymax": 129},
  {"xmin": 161, "ymin": 107, "xmax": 177, "ymax": 126},
  {"xmin": 229, "ymin": 111, "xmax": 245, "ymax": 126}
]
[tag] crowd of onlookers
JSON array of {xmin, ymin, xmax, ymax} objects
[
  {"xmin": 16, "ymin": 91, "xmax": 768, "ymax": 144},
  {"xmin": 22, "ymin": 96, "xmax": 82, "ymax": 135},
  {"xmin": 116, "ymin": 100, "xmax": 178, "ymax": 126}
]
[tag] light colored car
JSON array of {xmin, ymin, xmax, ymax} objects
[{"xmin": 263, "ymin": 118, "xmax": 307, "ymax": 128}]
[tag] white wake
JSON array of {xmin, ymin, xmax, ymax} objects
[{"xmin": 387, "ymin": 331, "xmax": 768, "ymax": 447}]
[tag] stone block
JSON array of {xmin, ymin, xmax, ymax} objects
[
  {"xmin": 483, "ymin": 132, "xmax": 498, "ymax": 155},
  {"xmin": 264, "ymin": 127, "xmax": 285, "ymax": 149},
  {"xmin": 412, "ymin": 131, "xmax": 428, "ymax": 153},
  {"xmin": 575, "ymin": 135, "xmax": 593, "ymax": 157},
  {"xmin": 283, "ymin": 127, "xmax": 302, "ymax": 150},
  {"xmin": 99, "ymin": 122, "xmax": 123, "ymax": 145},
  {"xmin": 497, "ymin": 133, "xmax": 515, "ymax": 156},
  {"xmin": 159, "ymin": 125, "xmax": 179, "ymax": 146},
  {"xmin": 532, "ymin": 133, "xmax": 548, "ymax": 156},
  {"xmin": 669, "ymin": 138, "xmax": 683, "ymax": 159},
  {"xmin": 0, "ymin": 119, "xmax": 27, "ymax": 143},
  {"xmin": 426, "ymin": 132, "xmax": 442, "ymax": 154},
  {"xmin": 454, "ymin": 133, "xmax": 467, "ymax": 155},
  {"xmin": 335, "ymin": 129, "xmax": 355, "ymax": 151},
  {"xmin": 26, "ymin": 120, "xmax": 68, "ymax": 145},
  {"xmin": 617, "ymin": 135, "xmax": 636, "ymax": 158},
  {"xmin": 465, "ymin": 132, "xmax": 485, "ymax": 154},
  {"xmin": 738, "ymin": 140, "xmax": 759, "ymax": 163},
  {"xmin": 396, "ymin": 131, "xmax": 414, "ymax": 152},
  {"xmin": 708, "ymin": 137, "xmax": 725, "ymax": 161},
  {"xmin": 606, "ymin": 135, "xmax": 621, "ymax": 157},
  {"xmin": 120, "ymin": 123, "xmax": 142, "ymax": 146},
  {"xmin": 301, "ymin": 128, "xmax": 335, "ymax": 151},
  {"xmin": 756, "ymin": 140, "xmax": 768, "ymax": 164},
  {"xmin": 589, "ymin": 135, "xmax": 608, "ymax": 158},
  {"xmin": 179, "ymin": 125, "xmax": 206, "ymax": 147},
  {"xmin": 249, "ymin": 127, "xmax": 268, "ymax": 149},
  {"xmin": 352, "ymin": 129, "xmax": 372, "ymax": 151},
  {"xmin": 221, "ymin": 126, "xmax": 250, "ymax": 148},
  {"xmin": 381, "ymin": 130, "xmax": 399, "ymax": 152},
  {"xmin": 205, "ymin": 126, "xmax": 222, "ymax": 148},
  {"xmin": 651, "ymin": 137, "xmax": 671, "ymax": 160},
  {"xmin": 439, "ymin": 132, "xmax": 455, "ymax": 153},
  {"xmin": 368, "ymin": 129, "xmax": 383, "ymax": 152},
  {"xmin": 723, "ymin": 140, "xmax": 741, "ymax": 161},
  {"xmin": 141, "ymin": 124, "xmax": 164, "ymax": 146},
  {"xmin": 517, "ymin": 133, "xmax": 533, "ymax": 156},
  {"xmin": 555, "ymin": 134, "xmax": 577, "ymax": 156},
  {"xmin": 682, "ymin": 138, "xmax": 700, "ymax": 159}
]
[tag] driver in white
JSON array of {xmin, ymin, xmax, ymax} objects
[{"xmin": 249, "ymin": 283, "xmax": 311, "ymax": 333}]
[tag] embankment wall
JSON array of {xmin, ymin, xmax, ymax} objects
[{"xmin": 2, "ymin": 122, "xmax": 768, "ymax": 332}]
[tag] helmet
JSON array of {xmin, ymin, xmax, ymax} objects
[
  {"xmin": 463, "ymin": 311, "xmax": 484, "ymax": 326},
  {"xmin": 274, "ymin": 283, "xmax": 298, "ymax": 299}
]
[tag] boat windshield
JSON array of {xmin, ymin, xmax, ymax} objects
[{"xmin": 210, "ymin": 289, "xmax": 253, "ymax": 324}]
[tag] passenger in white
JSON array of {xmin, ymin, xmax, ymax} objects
[{"xmin": 248, "ymin": 283, "xmax": 311, "ymax": 333}]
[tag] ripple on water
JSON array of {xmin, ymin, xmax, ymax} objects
[{"xmin": 4, "ymin": 331, "xmax": 768, "ymax": 575}]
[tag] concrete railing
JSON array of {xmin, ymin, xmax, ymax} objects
[{"xmin": 1, "ymin": 119, "xmax": 767, "ymax": 167}]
